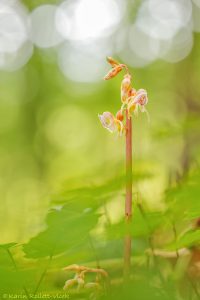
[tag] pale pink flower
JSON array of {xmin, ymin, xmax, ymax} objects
[
  {"xmin": 98, "ymin": 112, "xmax": 116, "ymax": 132},
  {"xmin": 98, "ymin": 111, "xmax": 124, "ymax": 136},
  {"xmin": 127, "ymin": 89, "xmax": 149, "ymax": 120},
  {"xmin": 133, "ymin": 89, "xmax": 148, "ymax": 106}
]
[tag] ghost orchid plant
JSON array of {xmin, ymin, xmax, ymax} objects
[{"xmin": 98, "ymin": 57, "xmax": 149, "ymax": 279}]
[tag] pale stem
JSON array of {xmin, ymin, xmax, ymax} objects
[
  {"xmin": 123, "ymin": 109, "xmax": 132, "ymax": 280},
  {"xmin": 125, "ymin": 110, "xmax": 132, "ymax": 220}
]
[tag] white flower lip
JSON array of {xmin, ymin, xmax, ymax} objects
[
  {"xmin": 98, "ymin": 111, "xmax": 116, "ymax": 133},
  {"xmin": 98, "ymin": 111, "xmax": 124, "ymax": 135}
]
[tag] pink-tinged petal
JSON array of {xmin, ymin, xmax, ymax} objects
[
  {"xmin": 98, "ymin": 111, "xmax": 125, "ymax": 136},
  {"xmin": 133, "ymin": 89, "xmax": 148, "ymax": 106},
  {"xmin": 98, "ymin": 112, "xmax": 116, "ymax": 133},
  {"xmin": 127, "ymin": 89, "xmax": 149, "ymax": 117}
]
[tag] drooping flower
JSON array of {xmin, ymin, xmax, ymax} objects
[
  {"xmin": 63, "ymin": 264, "xmax": 108, "ymax": 293},
  {"xmin": 121, "ymin": 74, "xmax": 132, "ymax": 104},
  {"xmin": 127, "ymin": 89, "xmax": 149, "ymax": 120},
  {"xmin": 100, "ymin": 57, "xmax": 149, "ymax": 137},
  {"xmin": 98, "ymin": 111, "xmax": 124, "ymax": 136},
  {"xmin": 98, "ymin": 112, "xmax": 115, "ymax": 132},
  {"xmin": 104, "ymin": 65, "xmax": 123, "ymax": 80},
  {"xmin": 133, "ymin": 89, "xmax": 148, "ymax": 106},
  {"xmin": 104, "ymin": 57, "xmax": 130, "ymax": 80}
]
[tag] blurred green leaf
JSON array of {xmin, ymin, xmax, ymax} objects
[
  {"xmin": 0, "ymin": 243, "xmax": 17, "ymax": 250},
  {"xmin": 169, "ymin": 229, "xmax": 200, "ymax": 250},
  {"xmin": 52, "ymin": 173, "xmax": 153, "ymax": 206},
  {"xmin": 23, "ymin": 204, "xmax": 100, "ymax": 258},
  {"xmin": 166, "ymin": 169, "xmax": 200, "ymax": 220},
  {"xmin": 106, "ymin": 205, "xmax": 165, "ymax": 239},
  {"xmin": 102, "ymin": 270, "xmax": 177, "ymax": 300}
]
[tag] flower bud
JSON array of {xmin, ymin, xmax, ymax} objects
[
  {"xmin": 121, "ymin": 74, "xmax": 132, "ymax": 103},
  {"xmin": 104, "ymin": 65, "xmax": 123, "ymax": 80},
  {"xmin": 128, "ymin": 88, "xmax": 136, "ymax": 98},
  {"xmin": 106, "ymin": 56, "xmax": 120, "ymax": 67},
  {"xmin": 116, "ymin": 110, "xmax": 124, "ymax": 121}
]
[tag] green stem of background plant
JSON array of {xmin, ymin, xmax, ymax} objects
[
  {"xmin": 6, "ymin": 249, "xmax": 30, "ymax": 300},
  {"xmin": 34, "ymin": 255, "xmax": 52, "ymax": 295},
  {"xmin": 123, "ymin": 109, "xmax": 132, "ymax": 280}
]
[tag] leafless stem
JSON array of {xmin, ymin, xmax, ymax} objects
[
  {"xmin": 123, "ymin": 109, "xmax": 132, "ymax": 280},
  {"xmin": 125, "ymin": 110, "xmax": 132, "ymax": 221}
]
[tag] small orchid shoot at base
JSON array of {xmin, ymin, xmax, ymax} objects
[{"xmin": 98, "ymin": 57, "xmax": 149, "ymax": 280}]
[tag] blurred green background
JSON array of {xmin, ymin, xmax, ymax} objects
[
  {"xmin": 1, "ymin": 0, "xmax": 200, "ymax": 243},
  {"xmin": 0, "ymin": 1, "xmax": 200, "ymax": 296}
]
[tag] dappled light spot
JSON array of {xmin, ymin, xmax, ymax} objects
[
  {"xmin": 55, "ymin": 0, "xmax": 125, "ymax": 41},
  {"xmin": 117, "ymin": 0, "xmax": 194, "ymax": 68},
  {"xmin": 136, "ymin": 0, "xmax": 192, "ymax": 40},
  {"xmin": 116, "ymin": 26, "xmax": 157, "ymax": 68},
  {"xmin": 0, "ymin": 1, "xmax": 28, "ymax": 54},
  {"xmin": 2, "ymin": 177, "xmax": 47, "ymax": 243},
  {"xmin": 0, "ymin": 41, "xmax": 33, "ymax": 71},
  {"xmin": 0, "ymin": 0, "xmax": 31, "ymax": 71},
  {"xmin": 29, "ymin": 4, "xmax": 63, "ymax": 49},
  {"xmin": 58, "ymin": 40, "xmax": 111, "ymax": 82},
  {"xmin": 128, "ymin": 24, "xmax": 160, "ymax": 64},
  {"xmin": 161, "ymin": 27, "xmax": 193, "ymax": 63}
]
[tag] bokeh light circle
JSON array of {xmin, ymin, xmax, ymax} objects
[
  {"xmin": 0, "ymin": 1, "xmax": 28, "ymax": 53},
  {"xmin": 58, "ymin": 39, "xmax": 112, "ymax": 82},
  {"xmin": 136, "ymin": 0, "xmax": 192, "ymax": 40},
  {"xmin": 56, "ymin": 0, "xmax": 124, "ymax": 41},
  {"xmin": 129, "ymin": 25, "xmax": 160, "ymax": 62},
  {"xmin": 161, "ymin": 27, "xmax": 193, "ymax": 63},
  {"xmin": 192, "ymin": 0, "xmax": 200, "ymax": 8},
  {"xmin": 0, "ymin": 41, "xmax": 33, "ymax": 71},
  {"xmin": 29, "ymin": 5, "xmax": 63, "ymax": 48}
]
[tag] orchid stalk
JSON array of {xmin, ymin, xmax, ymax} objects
[{"xmin": 98, "ymin": 57, "xmax": 148, "ymax": 280}]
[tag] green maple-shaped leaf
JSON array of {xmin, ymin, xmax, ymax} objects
[{"xmin": 23, "ymin": 204, "xmax": 100, "ymax": 258}]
